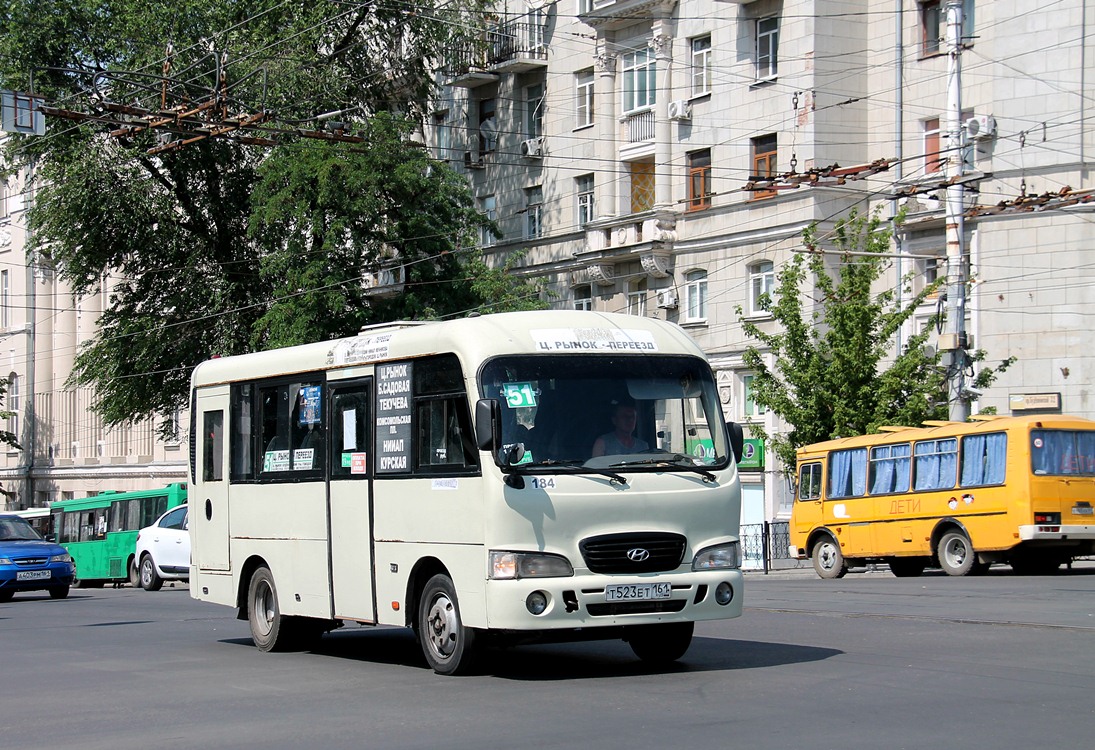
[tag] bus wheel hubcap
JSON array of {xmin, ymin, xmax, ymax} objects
[{"xmin": 426, "ymin": 595, "xmax": 458, "ymax": 658}]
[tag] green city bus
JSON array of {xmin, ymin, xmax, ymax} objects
[{"xmin": 50, "ymin": 483, "xmax": 188, "ymax": 587}]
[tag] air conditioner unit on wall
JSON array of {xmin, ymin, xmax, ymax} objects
[
  {"xmin": 668, "ymin": 100, "xmax": 692, "ymax": 122},
  {"xmin": 521, "ymin": 137, "xmax": 544, "ymax": 158},
  {"xmin": 463, "ymin": 150, "xmax": 485, "ymax": 169},
  {"xmin": 657, "ymin": 289, "xmax": 678, "ymax": 309},
  {"xmin": 965, "ymin": 114, "xmax": 996, "ymax": 141}
]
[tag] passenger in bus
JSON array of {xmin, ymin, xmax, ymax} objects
[{"xmin": 591, "ymin": 401, "xmax": 649, "ymax": 457}]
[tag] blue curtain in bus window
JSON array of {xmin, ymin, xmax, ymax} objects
[
  {"xmin": 870, "ymin": 446, "xmax": 893, "ymax": 494},
  {"xmin": 1077, "ymin": 431, "xmax": 1095, "ymax": 475},
  {"xmin": 870, "ymin": 444, "xmax": 911, "ymax": 494},
  {"xmin": 960, "ymin": 432, "xmax": 1007, "ymax": 486},
  {"xmin": 1032, "ymin": 430, "xmax": 1067, "ymax": 475},
  {"xmin": 914, "ymin": 438, "xmax": 958, "ymax": 490},
  {"xmin": 829, "ymin": 448, "xmax": 867, "ymax": 498}
]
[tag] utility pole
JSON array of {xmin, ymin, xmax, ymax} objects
[{"xmin": 943, "ymin": 0, "xmax": 970, "ymax": 422}]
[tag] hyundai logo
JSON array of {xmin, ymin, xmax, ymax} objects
[{"xmin": 626, "ymin": 548, "xmax": 651, "ymax": 562}]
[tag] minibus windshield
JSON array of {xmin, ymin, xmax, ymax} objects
[{"xmin": 479, "ymin": 354, "xmax": 729, "ymax": 471}]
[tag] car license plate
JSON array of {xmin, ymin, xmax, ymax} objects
[
  {"xmin": 16, "ymin": 570, "xmax": 51, "ymax": 581},
  {"xmin": 604, "ymin": 582, "xmax": 672, "ymax": 601},
  {"xmin": 1074, "ymin": 506, "xmax": 1093, "ymax": 516}
]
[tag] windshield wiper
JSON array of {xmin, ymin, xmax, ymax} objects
[
  {"xmin": 610, "ymin": 454, "xmax": 717, "ymax": 482},
  {"xmin": 513, "ymin": 459, "xmax": 628, "ymax": 486}
]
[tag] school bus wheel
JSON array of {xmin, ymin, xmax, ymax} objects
[{"xmin": 811, "ymin": 534, "xmax": 848, "ymax": 579}]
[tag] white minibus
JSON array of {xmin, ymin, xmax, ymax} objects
[{"xmin": 189, "ymin": 311, "xmax": 744, "ymax": 674}]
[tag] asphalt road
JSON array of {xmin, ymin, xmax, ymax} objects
[{"xmin": 3, "ymin": 567, "xmax": 1093, "ymax": 750}]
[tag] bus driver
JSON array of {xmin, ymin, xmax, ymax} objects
[{"xmin": 591, "ymin": 401, "xmax": 649, "ymax": 457}]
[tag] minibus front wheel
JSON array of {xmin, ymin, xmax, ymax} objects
[{"xmin": 418, "ymin": 573, "xmax": 478, "ymax": 676}]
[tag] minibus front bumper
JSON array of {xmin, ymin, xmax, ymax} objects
[{"xmin": 483, "ymin": 568, "xmax": 744, "ymax": 631}]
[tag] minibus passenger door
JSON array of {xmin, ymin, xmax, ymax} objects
[
  {"xmin": 194, "ymin": 388, "xmax": 230, "ymax": 571},
  {"xmin": 328, "ymin": 380, "xmax": 376, "ymax": 622}
]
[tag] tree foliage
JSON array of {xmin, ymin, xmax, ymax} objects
[
  {"xmin": 739, "ymin": 208, "xmax": 1011, "ymax": 473},
  {"xmin": 0, "ymin": 0, "xmax": 542, "ymax": 436}
]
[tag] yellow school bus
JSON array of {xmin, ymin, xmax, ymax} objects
[{"xmin": 789, "ymin": 415, "xmax": 1095, "ymax": 577}]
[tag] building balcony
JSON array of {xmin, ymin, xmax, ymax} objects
[
  {"xmin": 580, "ymin": 0, "xmax": 677, "ymax": 31},
  {"xmin": 575, "ymin": 209, "xmax": 678, "ymax": 286},
  {"xmin": 442, "ymin": 13, "xmax": 548, "ymax": 87}
]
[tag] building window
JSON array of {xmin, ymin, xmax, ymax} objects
[
  {"xmin": 749, "ymin": 261, "xmax": 775, "ymax": 315},
  {"xmin": 575, "ymin": 69, "xmax": 594, "ymax": 129},
  {"xmin": 525, "ymin": 186, "xmax": 543, "ymax": 239},
  {"xmin": 743, "ymin": 374, "xmax": 767, "ymax": 418},
  {"xmin": 479, "ymin": 195, "xmax": 497, "ymax": 247},
  {"xmin": 687, "ymin": 149, "xmax": 712, "ymax": 211},
  {"xmin": 7, "ymin": 373, "xmax": 18, "ymax": 440},
  {"xmin": 923, "ymin": 117, "xmax": 942, "ymax": 174},
  {"xmin": 478, "ymin": 98, "xmax": 497, "ymax": 154},
  {"xmin": 0, "ymin": 270, "xmax": 8, "ymax": 329},
  {"xmin": 751, "ymin": 134, "xmax": 777, "ymax": 199},
  {"xmin": 921, "ymin": 0, "xmax": 976, "ymax": 56},
  {"xmin": 574, "ymin": 285, "xmax": 592, "ymax": 311},
  {"xmin": 691, "ymin": 36, "xmax": 712, "ymax": 97},
  {"xmin": 622, "ymin": 46, "xmax": 656, "ymax": 113},
  {"xmin": 525, "ymin": 82, "xmax": 545, "ymax": 138},
  {"xmin": 0, "ymin": 180, "xmax": 7, "ymax": 220},
  {"xmin": 577, "ymin": 0, "xmax": 593, "ymax": 14},
  {"xmin": 684, "ymin": 270, "xmax": 707, "ymax": 322},
  {"xmin": 627, "ymin": 279, "xmax": 647, "ymax": 317},
  {"xmin": 576, "ymin": 174, "xmax": 594, "ymax": 226},
  {"xmin": 756, "ymin": 17, "xmax": 779, "ymax": 80},
  {"xmin": 630, "ymin": 159, "xmax": 655, "ymax": 214}
]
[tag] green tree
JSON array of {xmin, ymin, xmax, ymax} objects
[
  {"xmin": 738, "ymin": 208, "xmax": 1011, "ymax": 473},
  {"xmin": 0, "ymin": 0, "xmax": 542, "ymax": 437}
]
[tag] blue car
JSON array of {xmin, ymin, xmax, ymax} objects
[{"xmin": 0, "ymin": 514, "xmax": 76, "ymax": 602}]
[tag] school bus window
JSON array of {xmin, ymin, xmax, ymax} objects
[
  {"xmin": 913, "ymin": 438, "xmax": 957, "ymax": 490},
  {"xmin": 869, "ymin": 443, "xmax": 911, "ymax": 495},
  {"xmin": 959, "ymin": 432, "xmax": 1006, "ymax": 486},
  {"xmin": 798, "ymin": 463, "xmax": 822, "ymax": 500},
  {"xmin": 1031, "ymin": 429, "xmax": 1095, "ymax": 476},
  {"xmin": 828, "ymin": 448, "xmax": 867, "ymax": 498}
]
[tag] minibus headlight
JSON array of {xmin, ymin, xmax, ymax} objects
[
  {"xmin": 692, "ymin": 542, "xmax": 742, "ymax": 571},
  {"xmin": 50, "ymin": 553, "xmax": 73, "ymax": 564},
  {"xmin": 489, "ymin": 551, "xmax": 574, "ymax": 580}
]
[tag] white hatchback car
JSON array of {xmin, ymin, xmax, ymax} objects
[{"xmin": 133, "ymin": 505, "xmax": 190, "ymax": 591}]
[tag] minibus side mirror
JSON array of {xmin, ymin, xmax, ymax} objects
[
  {"xmin": 727, "ymin": 421, "xmax": 744, "ymax": 465},
  {"xmin": 475, "ymin": 398, "xmax": 502, "ymax": 453}
]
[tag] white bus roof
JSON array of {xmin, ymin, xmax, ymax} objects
[{"xmin": 192, "ymin": 310, "xmax": 708, "ymax": 388}]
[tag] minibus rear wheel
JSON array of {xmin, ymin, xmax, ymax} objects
[{"xmin": 248, "ymin": 566, "xmax": 300, "ymax": 652}]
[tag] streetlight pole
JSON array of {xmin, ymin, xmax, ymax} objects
[{"xmin": 943, "ymin": 0, "xmax": 970, "ymax": 422}]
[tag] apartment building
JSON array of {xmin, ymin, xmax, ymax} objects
[
  {"xmin": 431, "ymin": 0, "xmax": 1094, "ymax": 521},
  {"xmin": 0, "ymin": 165, "xmax": 187, "ymax": 511}
]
